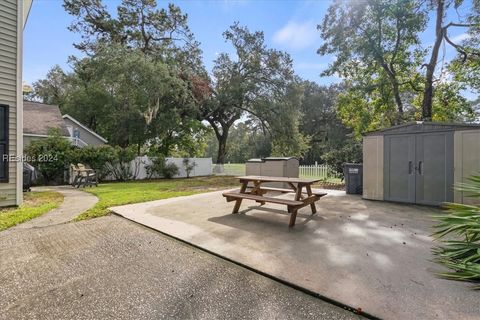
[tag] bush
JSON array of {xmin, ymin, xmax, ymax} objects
[
  {"xmin": 24, "ymin": 129, "xmax": 74, "ymax": 185},
  {"xmin": 322, "ymin": 139, "xmax": 362, "ymax": 178},
  {"xmin": 162, "ymin": 162, "xmax": 179, "ymax": 179},
  {"xmin": 432, "ymin": 175, "xmax": 480, "ymax": 288},
  {"xmin": 145, "ymin": 156, "xmax": 179, "ymax": 179},
  {"xmin": 104, "ymin": 146, "xmax": 137, "ymax": 181},
  {"xmin": 183, "ymin": 158, "xmax": 196, "ymax": 178},
  {"xmin": 145, "ymin": 156, "xmax": 165, "ymax": 179}
]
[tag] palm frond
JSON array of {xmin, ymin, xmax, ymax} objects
[{"xmin": 432, "ymin": 174, "xmax": 480, "ymax": 288}]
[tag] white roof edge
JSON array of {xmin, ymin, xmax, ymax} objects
[
  {"xmin": 23, "ymin": 133, "xmax": 49, "ymax": 138},
  {"xmin": 23, "ymin": 0, "xmax": 33, "ymax": 29},
  {"xmin": 62, "ymin": 114, "xmax": 108, "ymax": 143},
  {"xmin": 24, "ymin": 133, "xmax": 69, "ymax": 138}
]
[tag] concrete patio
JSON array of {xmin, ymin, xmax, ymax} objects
[{"xmin": 111, "ymin": 189, "xmax": 480, "ymax": 320}]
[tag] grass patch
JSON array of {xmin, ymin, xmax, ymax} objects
[
  {"xmin": 0, "ymin": 191, "xmax": 64, "ymax": 231},
  {"xmin": 76, "ymin": 176, "xmax": 239, "ymax": 221},
  {"xmin": 223, "ymin": 163, "xmax": 246, "ymax": 176}
]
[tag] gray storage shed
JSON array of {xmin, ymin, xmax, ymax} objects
[{"xmin": 363, "ymin": 122, "xmax": 480, "ymax": 206}]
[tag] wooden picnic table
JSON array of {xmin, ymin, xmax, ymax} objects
[{"xmin": 222, "ymin": 175, "xmax": 327, "ymax": 227}]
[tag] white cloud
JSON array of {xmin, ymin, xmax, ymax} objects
[
  {"xmin": 450, "ymin": 32, "xmax": 471, "ymax": 43},
  {"xmin": 273, "ymin": 21, "xmax": 318, "ymax": 50}
]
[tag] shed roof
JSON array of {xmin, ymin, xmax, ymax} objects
[
  {"xmin": 23, "ymin": 101, "xmax": 69, "ymax": 136},
  {"xmin": 364, "ymin": 121, "xmax": 480, "ymax": 136},
  {"xmin": 263, "ymin": 157, "xmax": 297, "ymax": 161}
]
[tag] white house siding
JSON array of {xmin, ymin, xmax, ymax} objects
[{"xmin": 0, "ymin": 0, "xmax": 22, "ymax": 206}]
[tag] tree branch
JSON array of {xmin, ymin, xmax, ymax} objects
[
  {"xmin": 443, "ymin": 32, "xmax": 480, "ymax": 62},
  {"xmin": 444, "ymin": 22, "xmax": 479, "ymax": 28}
]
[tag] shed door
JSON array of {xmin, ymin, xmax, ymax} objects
[
  {"xmin": 414, "ymin": 132, "xmax": 454, "ymax": 205},
  {"xmin": 384, "ymin": 135, "xmax": 416, "ymax": 203}
]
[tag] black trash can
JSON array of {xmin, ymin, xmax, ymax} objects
[
  {"xmin": 23, "ymin": 163, "xmax": 35, "ymax": 192},
  {"xmin": 344, "ymin": 163, "xmax": 363, "ymax": 195}
]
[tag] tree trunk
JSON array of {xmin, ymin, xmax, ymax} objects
[
  {"xmin": 216, "ymin": 131, "xmax": 228, "ymax": 164},
  {"xmin": 422, "ymin": 0, "xmax": 445, "ymax": 121},
  {"xmin": 379, "ymin": 61, "xmax": 404, "ymax": 123},
  {"xmin": 392, "ymin": 80, "xmax": 403, "ymax": 124}
]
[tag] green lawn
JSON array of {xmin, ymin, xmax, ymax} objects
[
  {"xmin": 0, "ymin": 191, "xmax": 64, "ymax": 231},
  {"xmin": 76, "ymin": 176, "xmax": 239, "ymax": 221},
  {"xmin": 223, "ymin": 163, "xmax": 246, "ymax": 176}
]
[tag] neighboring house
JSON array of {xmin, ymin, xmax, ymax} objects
[
  {"xmin": 23, "ymin": 101, "xmax": 70, "ymax": 148},
  {"xmin": 63, "ymin": 114, "xmax": 108, "ymax": 147},
  {"xmin": 0, "ymin": 1, "xmax": 33, "ymax": 206},
  {"xmin": 23, "ymin": 101, "xmax": 107, "ymax": 148}
]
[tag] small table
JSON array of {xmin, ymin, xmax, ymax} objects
[{"xmin": 222, "ymin": 176, "xmax": 327, "ymax": 227}]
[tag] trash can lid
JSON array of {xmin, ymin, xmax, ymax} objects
[{"xmin": 343, "ymin": 163, "xmax": 363, "ymax": 167}]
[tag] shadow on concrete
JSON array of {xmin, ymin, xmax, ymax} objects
[{"xmin": 111, "ymin": 190, "xmax": 479, "ymax": 320}]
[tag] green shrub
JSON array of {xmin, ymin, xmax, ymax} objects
[
  {"xmin": 145, "ymin": 156, "xmax": 179, "ymax": 179},
  {"xmin": 104, "ymin": 146, "xmax": 137, "ymax": 181},
  {"xmin": 145, "ymin": 156, "xmax": 165, "ymax": 178},
  {"xmin": 432, "ymin": 175, "xmax": 480, "ymax": 288},
  {"xmin": 162, "ymin": 162, "xmax": 179, "ymax": 179},
  {"xmin": 322, "ymin": 139, "xmax": 362, "ymax": 178},
  {"xmin": 24, "ymin": 129, "xmax": 74, "ymax": 185},
  {"xmin": 183, "ymin": 158, "xmax": 196, "ymax": 178}
]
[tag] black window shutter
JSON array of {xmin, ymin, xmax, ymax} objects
[{"xmin": 0, "ymin": 105, "xmax": 9, "ymax": 183}]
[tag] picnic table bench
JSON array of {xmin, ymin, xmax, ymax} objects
[{"xmin": 222, "ymin": 175, "xmax": 327, "ymax": 227}]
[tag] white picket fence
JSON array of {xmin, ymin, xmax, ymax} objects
[
  {"xmin": 218, "ymin": 163, "xmax": 341, "ymax": 179},
  {"xmin": 299, "ymin": 164, "xmax": 341, "ymax": 179}
]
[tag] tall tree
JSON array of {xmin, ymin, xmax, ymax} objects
[
  {"xmin": 424, "ymin": 0, "xmax": 480, "ymax": 119},
  {"xmin": 63, "ymin": 0, "xmax": 202, "ymax": 70},
  {"xmin": 203, "ymin": 23, "xmax": 302, "ymax": 164},
  {"xmin": 28, "ymin": 65, "xmax": 72, "ymax": 106},
  {"xmin": 319, "ymin": 0, "xmax": 426, "ymax": 123},
  {"xmin": 37, "ymin": 0, "xmax": 209, "ymax": 154},
  {"xmin": 69, "ymin": 46, "xmax": 199, "ymax": 150},
  {"xmin": 299, "ymin": 82, "xmax": 351, "ymax": 164},
  {"xmin": 448, "ymin": 0, "xmax": 480, "ymax": 96},
  {"xmin": 319, "ymin": 0, "xmax": 480, "ymax": 127}
]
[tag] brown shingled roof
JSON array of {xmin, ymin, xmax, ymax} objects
[{"xmin": 23, "ymin": 101, "xmax": 69, "ymax": 136}]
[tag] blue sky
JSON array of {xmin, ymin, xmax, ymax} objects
[{"xmin": 23, "ymin": 0, "xmax": 475, "ymax": 99}]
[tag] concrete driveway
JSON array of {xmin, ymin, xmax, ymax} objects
[
  {"xmin": 112, "ymin": 189, "xmax": 480, "ymax": 320},
  {"xmin": 0, "ymin": 216, "xmax": 360, "ymax": 320}
]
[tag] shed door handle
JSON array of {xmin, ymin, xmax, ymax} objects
[{"xmin": 418, "ymin": 161, "xmax": 423, "ymax": 175}]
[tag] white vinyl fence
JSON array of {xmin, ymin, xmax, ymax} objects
[
  {"xmin": 97, "ymin": 156, "xmax": 212, "ymax": 181},
  {"xmin": 132, "ymin": 156, "xmax": 213, "ymax": 179}
]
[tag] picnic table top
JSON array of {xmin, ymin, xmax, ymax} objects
[{"xmin": 236, "ymin": 175, "xmax": 321, "ymax": 184}]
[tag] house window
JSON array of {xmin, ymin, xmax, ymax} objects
[
  {"xmin": 73, "ymin": 128, "xmax": 80, "ymax": 138},
  {"xmin": 0, "ymin": 105, "xmax": 8, "ymax": 183}
]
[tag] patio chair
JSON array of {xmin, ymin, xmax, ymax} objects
[
  {"xmin": 76, "ymin": 163, "xmax": 98, "ymax": 188},
  {"xmin": 70, "ymin": 164, "xmax": 82, "ymax": 188}
]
